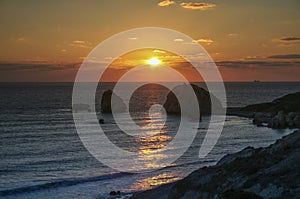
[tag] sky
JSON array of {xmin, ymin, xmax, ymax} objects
[{"xmin": 0, "ymin": 0, "xmax": 299, "ymax": 82}]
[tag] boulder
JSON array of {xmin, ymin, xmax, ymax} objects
[
  {"xmin": 253, "ymin": 112, "xmax": 272, "ymax": 126},
  {"xmin": 268, "ymin": 111, "xmax": 287, "ymax": 129},
  {"xmin": 110, "ymin": 191, "xmax": 121, "ymax": 195},
  {"xmin": 294, "ymin": 115, "xmax": 300, "ymax": 128},
  {"xmin": 286, "ymin": 112, "xmax": 296, "ymax": 127}
]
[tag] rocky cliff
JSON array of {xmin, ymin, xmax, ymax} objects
[{"xmin": 131, "ymin": 130, "xmax": 300, "ymax": 199}]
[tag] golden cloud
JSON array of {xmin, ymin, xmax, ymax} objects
[
  {"xmin": 153, "ymin": 49, "xmax": 166, "ymax": 53},
  {"xmin": 180, "ymin": 2, "xmax": 216, "ymax": 10},
  {"xmin": 158, "ymin": 0, "xmax": 176, "ymax": 7},
  {"xmin": 193, "ymin": 38, "xmax": 214, "ymax": 44},
  {"xmin": 174, "ymin": 38, "xmax": 184, "ymax": 42},
  {"xmin": 69, "ymin": 40, "xmax": 92, "ymax": 48}
]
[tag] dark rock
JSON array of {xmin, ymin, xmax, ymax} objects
[
  {"xmin": 163, "ymin": 84, "xmax": 224, "ymax": 116},
  {"xmin": 253, "ymin": 112, "xmax": 272, "ymax": 126},
  {"xmin": 268, "ymin": 111, "xmax": 287, "ymax": 129},
  {"xmin": 294, "ymin": 114, "xmax": 300, "ymax": 128},
  {"xmin": 241, "ymin": 92, "xmax": 300, "ymax": 113},
  {"xmin": 222, "ymin": 189, "xmax": 263, "ymax": 199},
  {"xmin": 110, "ymin": 190, "xmax": 121, "ymax": 195},
  {"xmin": 286, "ymin": 112, "xmax": 296, "ymax": 127},
  {"xmin": 132, "ymin": 130, "xmax": 300, "ymax": 199},
  {"xmin": 101, "ymin": 90, "xmax": 126, "ymax": 113},
  {"xmin": 227, "ymin": 107, "xmax": 255, "ymax": 118},
  {"xmin": 229, "ymin": 92, "xmax": 300, "ymax": 129}
]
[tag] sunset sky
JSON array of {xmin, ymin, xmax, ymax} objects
[{"xmin": 0, "ymin": 0, "xmax": 299, "ymax": 82}]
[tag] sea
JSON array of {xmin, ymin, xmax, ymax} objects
[{"xmin": 0, "ymin": 82, "xmax": 299, "ymax": 199}]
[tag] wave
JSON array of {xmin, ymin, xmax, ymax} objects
[
  {"xmin": 0, "ymin": 172, "xmax": 133, "ymax": 197},
  {"xmin": 0, "ymin": 159, "xmax": 216, "ymax": 196}
]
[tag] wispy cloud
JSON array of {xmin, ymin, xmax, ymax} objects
[
  {"xmin": 128, "ymin": 37, "xmax": 139, "ymax": 40},
  {"xmin": 267, "ymin": 54, "xmax": 300, "ymax": 59},
  {"xmin": 69, "ymin": 40, "xmax": 92, "ymax": 48},
  {"xmin": 228, "ymin": 33, "xmax": 238, "ymax": 37},
  {"xmin": 193, "ymin": 38, "xmax": 214, "ymax": 44},
  {"xmin": 174, "ymin": 38, "xmax": 184, "ymax": 42},
  {"xmin": 272, "ymin": 36, "xmax": 300, "ymax": 46},
  {"xmin": 0, "ymin": 62, "xmax": 79, "ymax": 71},
  {"xmin": 180, "ymin": 2, "xmax": 216, "ymax": 10},
  {"xmin": 279, "ymin": 37, "xmax": 300, "ymax": 42},
  {"xmin": 16, "ymin": 37, "xmax": 26, "ymax": 42},
  {"xmin": 217, "ymin": 60, "xmax": 300, "ymax": 68},
  {"xmin": 153, "ymin": 49, "xmax": 166, "ymax": 53},
  {"xmin": 158, "ymin": 0, "xmax": 176, "ymax": 7}
]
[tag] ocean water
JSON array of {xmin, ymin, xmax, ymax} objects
[{"xmin": 0, "ymin": 82, "xmax": 299, "ymax": 199}]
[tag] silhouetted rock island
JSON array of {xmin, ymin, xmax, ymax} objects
[
  {"xmin": 101, "ymin": 90, "xmax": 126, "ymax": 113},
  {"xmin": 163, "ymin": 84, "xmax": 224, "ymax": 117}
]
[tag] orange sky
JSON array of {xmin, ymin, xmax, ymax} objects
[{"xmin": 0, "ymin": 0, "xmax": 299, "ymax": 82}]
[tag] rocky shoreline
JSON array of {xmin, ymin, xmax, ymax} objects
[
  {"xmin": 228, "ymin": 92, "xmax": 300, "ymax": 129},
  {"xmin": 129, "ymin": 92, "xmax": 300, "ymax": 199},
  {"xmin": 131, "ymin": 130, "xmax": 300, "ymax": 199},
  {"xmin": 163, "ymin": 85, "xmax": 300, "ymax": 129}
]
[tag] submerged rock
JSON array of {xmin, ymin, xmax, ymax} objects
[
  {"xmin": 131, "ymin": 130, "xmax": 300, "ymax": 199},
  {"xmin": 109, "ymin": 190, "xmax": 121, "ymax": 196}
]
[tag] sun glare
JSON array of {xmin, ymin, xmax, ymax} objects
[{"xmin": 147, "ymin": 57, "xmax": 161, "ymax": 67}]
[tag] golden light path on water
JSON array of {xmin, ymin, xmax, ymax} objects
[{"xmin": 130, "ymin": 172, "xmax": 181, "ymax": 190}]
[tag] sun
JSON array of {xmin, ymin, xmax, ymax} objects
[{"xmin": 147, "ymin": 57, "xmax": 161, "ymax": 67}]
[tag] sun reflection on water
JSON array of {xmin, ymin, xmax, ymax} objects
[
  {"xmin": 130, "ymin": 172, "xmax": 181, "ymax": 190},
  {"xmin": 133, "ymin": 106, "xmax": 176, "ymax": 170}
]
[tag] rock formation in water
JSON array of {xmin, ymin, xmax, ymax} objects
[
  {"xmin": 163, "ymin": 84, "xmax": 224, "ymax": 116},
  {"xmin": 131, "ymin": 130, "xmax": 300, "ymax": 199},
  {"xmin": 101, "ymin": 90, "xmax": 126, "ymax": 113}
]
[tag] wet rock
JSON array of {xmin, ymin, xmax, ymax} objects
[
  {"xmin": 268, "ymin": 111, "xmax": 287, "ymax": 129},
  {"xmin": 294, "ymin": 114, "xmax": 300, "ymax": 128},
  {"xmin": 98, "ymin": 118, "xmax": 104, "ymax": 124},
  {"xmin": 253, "ymin": 112, "xmax": 272, "ymax": 126},
  {"xmin": 110, "ymin": 190, "xmax": 121, "ymax": 195}
]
